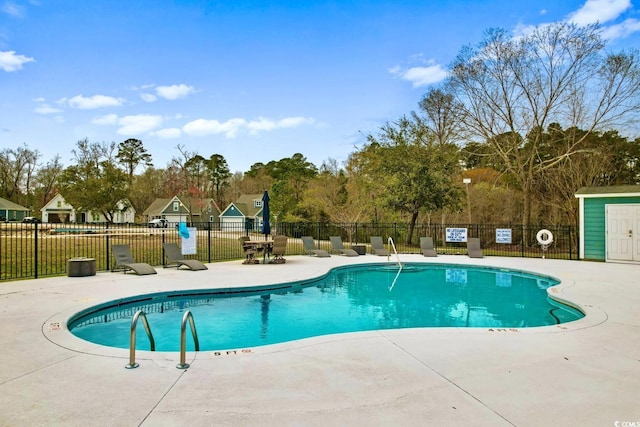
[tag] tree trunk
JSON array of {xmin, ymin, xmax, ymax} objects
[
  {"xmin": 407, "ymin": 211, "xmax": 419, "ymax": 244},
  {"xmin": 522, "ymin": 186, "xmax": 532, "ymax": 245}
]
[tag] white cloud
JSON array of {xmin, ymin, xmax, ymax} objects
[
  {"xmin": 152, "ymin": 128, "xmax": 182, "ymax": 138},
  {"xmin": 247, "ymin": 117, "xmax": 277, "ymax": 133},
  {"xmin": 278, "ymin": 116, "xmax": 315, "ymax": 128},
  {"xmin": 91, "ymin": 114, "xmax": 118, "ymax": 125},
  {"xmin": 116, "ymin": 114, "xmax": 163, "ymax": 135},
  {"xmin": 0, "ymin": 50, "xmax": 34, "ymax": 72},
  {"xmin": 91, "ymin": 113, "xmax": 162, "ymax": 135},
  {"xmin": 66, "ymin": 94, "xmax": 124, "ymax": 109},
  {"xmin": 247, "ymin": 116, "xmax": 315, "ymax": 134},
  {"xmin": 183, "ymin": 116, "xmax": 314, "ymax": 138},
  {"xmin": 155, "ymin": 84, "xmax": 195, "ymax": 100},
  {"xmin": 183, "ymin": 118, "xmax": 246, "ymax": 138},
  {"xmin": 34, "ymin": 104, "xmax": 62, "ymax": 114},
  {"xmin": 2, "ymin": 2, "xmax": 24, "ymax": 17},
  {"xmin": 514, "ymin": 1, "xmax": 639, "ymax": 43},
  {"xmin": 140, "ymin": 93, "xmax": 157, "ymax": 102},
  {"xmin": 600, "ymin": 17, "xmax": 640, "ymax": 39},
  {"xmin": 512, "ymin": 23, "xmax": 538, "ymax": 39},
  {"xmin": 390, "ymin": 63, "xmax": 448, "ymax": 87},
  {"xmin": 567, "ymin": 0, "xmax": 631, "ymax": 26}
]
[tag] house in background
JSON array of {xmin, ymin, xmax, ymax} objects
[
  {"xmin": 0, "ymin": 197, "xmax": 30, "ymax": 221},
  {"xmin": 40, "ymin": 194, "xmax": 75, "ymax": 223},
  {"xmin": 40, "ymin": 194, "xmax": 135, "ymax": 224},
  {"xmin": 575, "ymin": 185, "xmax": 640, "ymax": 263},
  {"xmin": 219, "ymin": 193, "xmax": 265, "ymax": 232},
  {"xmin": 143, "ymin": 196, "xmax": 221, "ymax": 225}
]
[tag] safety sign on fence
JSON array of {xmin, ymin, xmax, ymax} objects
[
  {"xmin": 496, "ymin": 228, "xmax": 512, "ymax": 244},
  {"xmin": 445, "ymin": 228, "xmax": 468, "ymax": 242}
]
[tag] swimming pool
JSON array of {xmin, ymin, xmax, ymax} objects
[{"xmin": 68, "ymin": 263, "xmax": 584, "ymax": 352}]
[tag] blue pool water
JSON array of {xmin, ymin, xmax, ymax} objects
[{"xmin": 69, "ymin": 263, "xmax": 583, "ymax": 352}]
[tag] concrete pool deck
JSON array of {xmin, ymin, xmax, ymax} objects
[{"xmin": 0, "ymin": 255, "xmax": 638, "ymax": 426}]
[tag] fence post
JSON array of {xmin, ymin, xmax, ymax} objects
[
  {"xmin": 161, "ymin": 230, "xmax": 165, "ymax": 267},
  {"xmin": 354, "ymin": 222, "xmax": 358, "ymax": 244},
  {"xmin": 106, "ymin": 222, "xmax": 110, "ymax": 272},
  {"xmin": 207, "ymin": 223, "xmax": 212, "ymax": 263},
  {"xmin": 568, "ymin": 226, "xmax": 573, "ymax": 260},
  {"xmin": 521, "ymin": 224, "xmax": 525, "ymax": 258},
  {"xmin": 34, "ymin": 222, "xmax": 39, "ymax": 279}
]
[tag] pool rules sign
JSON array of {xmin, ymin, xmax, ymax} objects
[
  {"xmin": 496, "ymin": 228, "xmax": 512, "ymax": 244},
  {"xmin": 445, "ymin": 228, "xmax": 467, "ymax": 242}
]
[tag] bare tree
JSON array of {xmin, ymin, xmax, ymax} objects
[
  {"xmin": 448, "ymin": 22, "xmax": 640, "ymax": 227},
  {"xmin": 35, "ymin": 154, "xmax": 63, "ymax": 206},
  {"xmin": 412, "ymin": 87, "xmax": 466, "ymax": 146},
  {"xmin": 0, "ymin": 144, "xmax": 41, "ymax": 204}
]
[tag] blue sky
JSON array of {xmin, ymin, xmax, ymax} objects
[{"xmin": 2, "ymin": 0, "xmax": 640, "ymax": 173}]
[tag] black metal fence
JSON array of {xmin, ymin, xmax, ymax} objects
[{"xmin": 0, "ymin": 221, "xmax": 577, "ymax": 281}]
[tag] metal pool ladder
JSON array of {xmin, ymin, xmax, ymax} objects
[
  {"xmin": 177, "ymin": 310, "xmax": 200, "ymax": 369},
  {"xmin": 125, "ymin": 310, "xmax": 200, "ymax": 370},
  {"xmin": 126, "ymin": 310, "xmax": 156, "ymax": 369}
]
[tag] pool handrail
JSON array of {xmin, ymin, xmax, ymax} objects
[
  {"xmin": 387, "ymin": 237, "xmax": 404, "ymax": 292},
  {"xmin": 387, "ymin": 237, "xmax": 402, "ymax": 267},
  {"xmin": 177, "ymin": 310, "xmax": 200, "ymax": 369},
  {"xmin": 125, "ymin": 310, "xmax": 156, "ymax": 369}
]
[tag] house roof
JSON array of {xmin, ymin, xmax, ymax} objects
[
  {"xmin": 143, "ymin": 198, "xmax": 172, "ymax": 216},
  {"xmin": 143, "ymin": 196, "xmax": 221, "ymax": 216},
  {"xmin": 0, "ymin": 197, "xmax": 29, "ymax": 211},
  {"xmin": 575, "ymin": 185, "xmax": 640, "ymax": 198},
  {"xmin": 221, "ymin": 193, "xmax": 263, "ymax": 217},
  {"xmin": 180, "ymin": 197, "xmax": 221, "ymax": 215}
]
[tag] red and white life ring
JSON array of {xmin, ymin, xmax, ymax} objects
[{"xmin": 536, "ymin": 229, "xmax": 554, "ymax": 246}]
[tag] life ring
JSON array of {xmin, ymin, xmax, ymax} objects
[{"xmin": 536, "ymin": 229, "xmax": 553, "ymax": 246}]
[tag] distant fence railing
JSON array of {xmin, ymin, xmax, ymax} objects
[{"xmin": 0, "ymin": 221, "xmax": 577, "ymax": 281}]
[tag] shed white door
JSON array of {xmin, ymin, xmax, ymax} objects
[{"xmin": 606, "ymin": 204, "xmax": 640, "ymax": 261}]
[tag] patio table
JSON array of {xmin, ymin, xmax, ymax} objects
[{"xmin": 245, "ymin": 240, "xmax": 274, "ymax": 263}]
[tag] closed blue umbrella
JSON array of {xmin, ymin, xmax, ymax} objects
[{"xmin": 261, "ymin": 190, "xmax": 271, "ymax": 238}]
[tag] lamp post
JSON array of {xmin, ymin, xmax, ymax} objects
[{"xmin": 463, "ymin": 178, "xmax": 472, "ymax": 224}]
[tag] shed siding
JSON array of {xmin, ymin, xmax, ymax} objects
[
  {"xmin": 583, "ymin": 198, "xmax": 605, "ymax": 260},
  {"xmin": 583, "ymin": 196, "xmax": 640, "ymax": 260}
]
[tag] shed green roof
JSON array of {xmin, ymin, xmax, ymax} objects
[{"xmin": 575, "ymin": 185, "xmax": 640, "ymax": 197}]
